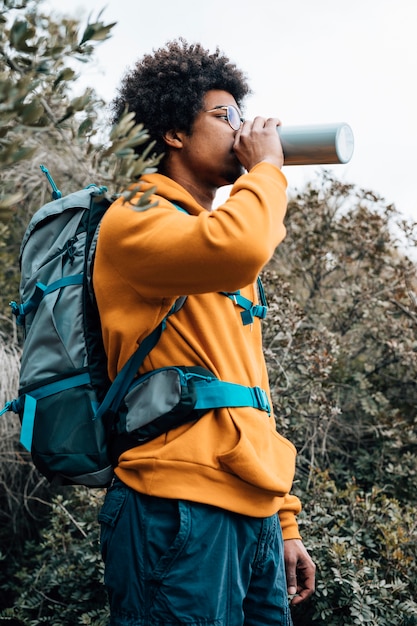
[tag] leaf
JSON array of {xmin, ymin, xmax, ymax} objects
[
  {"xmin": 120, "ymin": 185, "xmax": 159, "ymax": 212},
  {"xmin": 79, "ymin": 20, "xmax": 116, "ymax": 45},
  {"xmin": 9, "ymin": 18, "xmax": 36, "ymax": 53},
  {"xmin": 20, "ymin": 98, "xmax": 44, "ymax": 124},
  {"xmin": 0, "ymin": 192, "xmax": 22, "ymax": 220},
  {"xmin": 53, "ymin": 67, "xmax": 77, "ymax": 89},
  {"xmin": 0, "ymin": 142, "xmax": 37, "ymax": 167},
  {"xmin": 78, "ymin": 117, "xmax": 94, "ymax": 137}
]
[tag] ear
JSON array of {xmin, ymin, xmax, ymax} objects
[{"xmin": 162, "ymin": 129, "xmax": 184, "ymax": 149}]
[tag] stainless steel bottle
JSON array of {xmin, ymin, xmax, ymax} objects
[{"xmin": 277, "ymin": 122, "xmax": 354, "ymax": 165}]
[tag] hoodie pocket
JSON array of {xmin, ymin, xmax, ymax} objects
[{"xmin": 217, "ymin": 427, "xmax": 296, "ymax": 496}]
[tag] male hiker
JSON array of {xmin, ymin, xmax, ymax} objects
[{"xmin": 94, "ymin": 38, "xmax": 315, "ymax": 626}]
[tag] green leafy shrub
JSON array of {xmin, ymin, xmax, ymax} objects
[
  {"xmin": 0, "ymin": 487, "xmax": 108, "ymax": 625},
  {"xmin": 291, "ymin": 473, "xmax": 417, "ymax": 625},
  {"xmin": 0, "ymin": 0, "xmax": 161, "ymax": 330},
  {"xmin": 265, "ymin": 176, "xmax": 417, "ymax": 504}
]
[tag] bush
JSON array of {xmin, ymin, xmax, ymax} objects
[
  {"xmin": 0, "ymin": 487, "xmax": 108, "ymax": 625},
  {"xmin": 264, "ymin": 176, "xmax": 417, "ymax": 504},
  {"xmin": 291, "ymin": 472, "xmax": 417, "ymax": 625}
]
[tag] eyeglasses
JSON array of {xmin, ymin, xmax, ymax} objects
[{"xmin": 204, "ymin": 105, "xmax": 244, "ymax": 131}]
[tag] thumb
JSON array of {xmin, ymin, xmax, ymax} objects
[{"xmin": 287, "ymin": 573, "xmax": 297, "ymax": 596}]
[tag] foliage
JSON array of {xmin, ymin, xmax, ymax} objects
[
  {"xmin": 260, "ymin": 176, "xmax": 417, "ymax": 623},
  {"xmin": 0, "ymin": 0, "xmax": 114, "ymax": 209},
  {"xmin": 0, "ymin": 0, "xmax": 162, "ymax": 332},
  {"xmin": 263, "ymin": 175, "xmax": 417, "ymax": 503},
  {"xmin": 0, "ymin": 487, "xmax": 108, "ymax": 625},
  {"xmin": 291, "ymin": 472, "xmax": 417, "ymax": 626}
]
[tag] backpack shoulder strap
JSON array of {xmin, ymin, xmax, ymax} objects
[
  {"xmin": 94, "ymin": 320, "xmax": 165, "ymax": 422},
  {"xmin": 94, "ymin": 201, "xmax": 188, "ymax": 421}
]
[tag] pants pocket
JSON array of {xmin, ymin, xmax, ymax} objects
[
  {"xmin": 146, "ymin": 499, "xmax": 192, "ymax": 582},
  {"xmin": 98, "ymin": 481, "xmax": 127, "ymax": 562}
]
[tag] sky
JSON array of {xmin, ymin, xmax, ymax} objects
[{"xmin": 44, "ymin": 0, "xmax": 417, "ymax": 219}]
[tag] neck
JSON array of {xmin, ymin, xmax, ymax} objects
[
  {"xmin": 161, "ymin": 160, "xmax": 216, "ymax": 212},
  {"xmin": 174, "ymin": 176, "xmax": 216, "ymax": 212}
]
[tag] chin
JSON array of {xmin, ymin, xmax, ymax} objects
[{"xmin": 222, "ymin": 166, "xmax": 245, "ymax": 186}]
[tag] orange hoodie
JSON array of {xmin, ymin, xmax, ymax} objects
[{"xmin": 93, "ymin": 161, "xmax": 302, "ymax": 539}]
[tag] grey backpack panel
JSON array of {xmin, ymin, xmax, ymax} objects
[
  {"xmin": 20, "ymin": 188, "xmax": 93, "ymax": 252},
  {"xmin": 19, "ymin": 191, "xmax": 96, "ymax": 388}
]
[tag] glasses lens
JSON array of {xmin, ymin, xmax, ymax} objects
[{"xmin": 227, "ymin": 106, "xmax": 242, "ymax": 131}]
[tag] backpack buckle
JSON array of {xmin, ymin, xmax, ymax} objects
[{"xmin": 252, "ymin": 386, "xmax": 271, "ymax": 414}]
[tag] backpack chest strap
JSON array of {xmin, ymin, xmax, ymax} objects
[{"xmin": 221, "ymin": 277, "xmax": 268, "ymax": 326}]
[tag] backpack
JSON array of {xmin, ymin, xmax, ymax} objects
[
  {"xmin": 0, "ymin": 166, "xmax": 180, "ymax": 487},
  {"xmin": 0, "ymin": 166, "xmax": 273, "ymax": 488}
]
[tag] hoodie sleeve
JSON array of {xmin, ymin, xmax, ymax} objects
[
  {"xmin": 97, "ymin": 162, "xmax": 288, "ymax": 299},
  {"xmin": 278, "ymin": 493, "xmax": 303, "ymax": 540}
]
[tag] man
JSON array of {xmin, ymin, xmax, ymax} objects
[{"xmin": 94, "ymin": 38, "xmax": 315, "ymax": 626}]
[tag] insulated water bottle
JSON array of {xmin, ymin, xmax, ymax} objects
[{"xmin": 277, "ymin": 122, "xmax": 354, "ymax": 165}]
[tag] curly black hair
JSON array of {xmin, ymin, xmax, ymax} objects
[{"xmin": 111, "ymin": 38, "xmax": 251, "ymax": 159}]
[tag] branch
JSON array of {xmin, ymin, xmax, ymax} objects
[{"xmin": 389, "ymin": 297, "xmax": 417, "ymax": 327}]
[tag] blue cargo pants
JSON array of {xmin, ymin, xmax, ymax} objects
[{"xmin": 98, "ymin": 478, "xmax": 293, "ymax": 626}]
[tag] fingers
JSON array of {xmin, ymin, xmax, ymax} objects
[
  {"xmin": 289, "ymin": 571, "xmax": 316, "ymax": 605},
  {"xmin": 284, "ymin": 538, "xmax": 316, "ymax": 606},
  {"xmin": 286, "ymin": 572, "xmax": 297, "ymax": 596},
  {"xmin": 233, "ymin": 116, "xmax": 284, "ymax": 170},
  {"xmin": 238, "ymin": 116, "xmax": 281, "ymax": 134}
]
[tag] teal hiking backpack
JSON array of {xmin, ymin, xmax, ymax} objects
[
  {"xmin": 1, "ymin": 166, "xmax": 272, "ymax": 488},
  {"xmin": 0, "ymin": 166, "xmax": 181, "ymax": 487}
]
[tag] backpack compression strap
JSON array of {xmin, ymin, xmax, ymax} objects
[{"xmin": 10, "ymin": 276, "xmax": 83, "ymax": 326}]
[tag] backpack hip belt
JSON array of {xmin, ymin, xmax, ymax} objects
[{"xmin": 112, "ymin": 365, "xmax": 271, "ymax": 446}]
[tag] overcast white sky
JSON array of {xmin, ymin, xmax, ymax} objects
[{"xmin": 45, "ymin": 0, "xmax": 417, "ymax": 219}]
